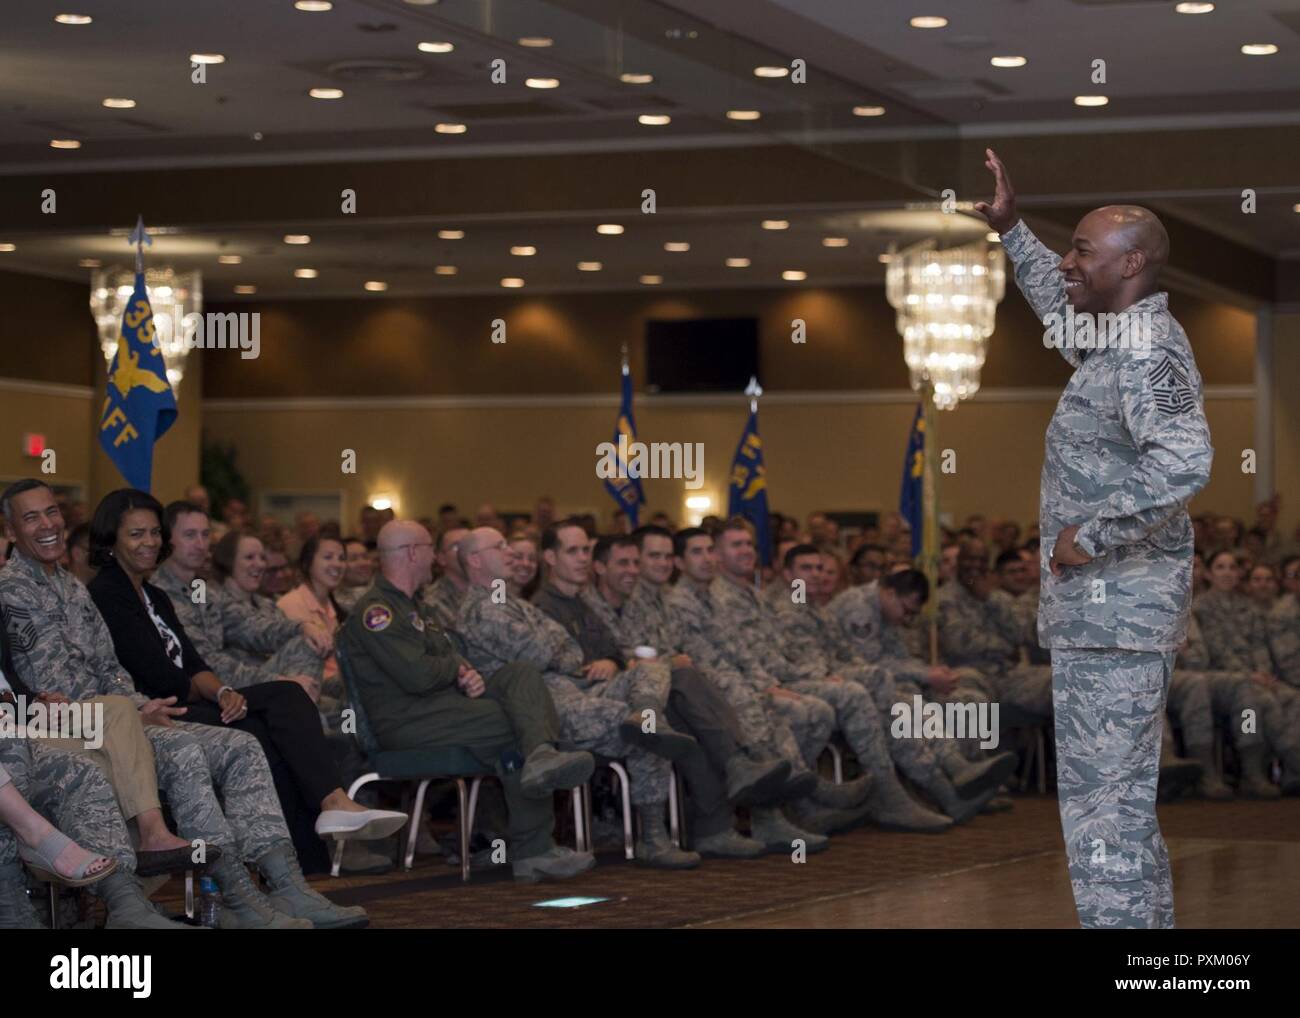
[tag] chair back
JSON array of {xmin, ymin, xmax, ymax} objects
[{"xmin": 334, "ymin": 642, "xmax": 382, "ymax": 760}]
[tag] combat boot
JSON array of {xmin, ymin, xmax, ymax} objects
[
  {"xmin": 786, "ymin": 797, "xmax": 872, "ymax": 834},
  {"xmin": 1238, "ymin": 745, "xmax": 1281, "ymax": 800},
  {"xmin": 750, "ymin": 806, "xmax": 829, "ymax": 854},
  {"xmin": 635, "ymin": 808, "xmax": 700, "ymax": 869},
  {"xmin": 945, "ymin": 751, "xmax": 1019, "ymax": 799},
  {"xmin": 1157, "ymin": 743, "xmax": 1203, "ymax": 802},
  {"xmin": 779, "ymin": 769, "xmax": 819, "ymax": 802},
  {"xmin": 811, "ymin": 775, "xmax": 872, "ymax": 809},
  {"xmin": 694, "ymin": 828, "xmax": 764, "ymax": 859},
  {"xmin": 923, "ymin": 772, "xmax": 999, "ymax": 825},
  {"xmin": 209, "ymin": 854, "xmax": 312, "ymax": 929},
  {"xmin": 98, "ymin": 871, "xmax": 198, "ymax": 930},
  {"xmin": 520, "ymin": 744, "xmax": 595, "ymax": 799},
  {"xmin": 619, "ymin": 711, "xmax": 697, "ymax": 762},
  {"xmin": 0, "ymin": 864, "xmax": 44, "ymax": 929},
  {"xmin": 257, "ymin": 844, "xmax": 368, "ymax": 929},
  {"xmin": 864, "ymin": 772, "xmax": 952, "ymax": 833},
  {"xmin": 724, "ymin": 754, "xmax": 790, "ymax": 805},
  {"xmin": 1186, "ymin": 743, "xmax": 1233, "ymax": 800},
  {"xmin": 512, "ymin": 845, "xmax": 597, "ymax": 882}
]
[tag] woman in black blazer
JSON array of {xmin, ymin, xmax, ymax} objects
[{"xmin": 86, "ymin": 489, "xmax": 404, "ymax": 873}]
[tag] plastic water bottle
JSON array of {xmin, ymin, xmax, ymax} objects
[{"xmin": 199, "ymin": 876, "xmax": 222, "ymax": 929}]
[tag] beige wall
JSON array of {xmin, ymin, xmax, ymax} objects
[{"xmin": 1273, "ymin": 312, "xmax": 1300, "ymax": 534}]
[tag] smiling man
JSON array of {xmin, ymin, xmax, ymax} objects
[{"xmin": 977, "ymin": 148, "xmax": 1213, "ymax": 929}]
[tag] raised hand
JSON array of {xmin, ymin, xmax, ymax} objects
[{"xmin": 973, "ymin": 147, "xmax": 1019, "ymax": 235}]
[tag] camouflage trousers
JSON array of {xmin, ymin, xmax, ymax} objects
[
  {"xmin": 543, "ymin": 670, "xmax": 672, "ymax": 807},
  {"xmin": 229, "ymin": 635, "xmax": 326, "ymax": 687},
  {"xmin": 765, "ymin": 688, "xmax": 834, "ymax": 772},
  {"xmin": 786, "ymin": 678, "xmax": 893, "ymax": 778},
  {"xmin": 699, "ymin": 666, "xmax": 816, "ymax": 775},
  {"xmin": 1168, "ymin": 670, "xmax": 1267, "ymax": 754},
  {"xmin": 146, "ymin": 721, "xmax": 291, "ymax": 863},
  {"xmin": 0, "ymin": 740, "xmax": 137, "ymax": 876},
  {"xmin": 1256, "ymin": 681, "xmax": 1300, "ymax": 768},
  {"xmin": 1053, "ymin": 648, "xmax": 1174, "ymax": 930},
  {"xmin": 848, "ymin": 667, "xmax": 967, "ymax": 784}
]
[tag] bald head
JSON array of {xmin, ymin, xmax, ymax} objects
[
  {"xmin": 459, "ymin": 526, "xmax": 511, "ymax": 587},
  {"xmin": 377, "ymin": 519, "xmax": 435, "ymax": 591},
  {"xmin": 1063, "ymin": 204, "xmax": 1169, "ymax": 315}
]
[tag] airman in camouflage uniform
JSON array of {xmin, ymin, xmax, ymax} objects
[
  {"xmin": 455, "ymin": 525, "xmax": 698, "ymax": 867},
  {"xmin": 981, "ymin": 148, "xmax": 1212, "ymax": 927},
  {"xmin": 0, "ymin": 741, "xmax": 195, "ymax": 929},
  {"xmin": 420, "ymin": 526, "xmax": 470, "ymax": 630},
  {"xmin": 1269, "ymin": 590, "xmax": 1300, "ymax": 689}
]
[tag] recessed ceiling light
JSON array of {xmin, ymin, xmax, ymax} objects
[
  {"xmin": 1175, "ymin": 3, "xmax": 1215, "ymax": 13},
  {"xmin": 50, "ymin": 139, "xmax": 81, "ymax": 149},
  {"xmin": 910, "ymin": 16, "xmax": 948, "ymax": 29},
  {"xmin": 577, "ymin": 261, "xmax": 602, "ymax": 271},
  {"xmin": 294, "ymin": 268, "xmax": 318, "ymax": 279},
  {"xmin": 853, "ymin": 105, "xmax": 886, "ymax": 117},
  {"xmin": 190, "ymin": 53, "xmax": 225, "ymax": 64},
  {"xmin": 510, "ymin": 245, "xmax": 537, "ymax": 256},
  {"xmin": 1241, "ymin": 43, "xmax": 1278, "ymax": 56},
  {"xmin": 438, "ymin": 229, "xmax": 464, "ymax": 240},
  {"xmin": 727, "ymin": 110, "xmax": 761, "ymax": 121},
  {"xmin": 990, "ymin": 56, "xmax": 1026, "ymax": 68},
  {"xmin": 753, "ymin": 66, "xmax": 789, "ymax": 78},
  {"xmin": 597, "ymin": 224, "xmax": 625, "ymax": 235},
  {"xmin": 435, "ymin": 122, "xmax": 467, "ymax": 134},
  {"xmin": 79, "ymin": 257, "xmax": 101, "ymax": 267},
  {"xmin": 295, "ymin": 0, "xmax": 333, "ymax": 10},
  {"xmin": 518, "ymin": 37, "xmax": 553, "ymax": 47},
  {"xmin": 1073, "ymin": 95, "xmax": 1109, "ymax": 107},
  {"xmin": 54, "ymin": 14, "xmax": 92, "ymax": 25},
  {"xmin": 725, "ymin": 257, "xmax": 750, "ymax": 268},
  {"xmin": 364, "ymin": 280, "xmax": 388, "ymax": 292},
  {"xmin": 0, "ymin": 244, "xmax": 15, "ymax": 253},
  {"xmin": 403, "ymin": 0, "xmax": 439, "ymax": 5},
  {"xmin": 501, "ymin": 277, "xmax": 525, "ymax": 288},
  {"xmin": 664, "ymin": 241, "xmax": 690, "ymax": 252},
  {"xmin": 526, "ymin": 77, "xmax": 560, "ymax": 89},
  {"xmin": 762, "ymin": 219, "xmax": 789, "ymax": 230},
  {"xmin": 434, "ymin": 265, "xmax": 458, "ymax": 275},
  {"xmin": 283, "ymin": 234, "xmax": 311, "ymax": 245},
  {"xmin": 102, "ymin": 97, "xmax": 136, "ymax": 109},
  {"xmin": 878, "ymin": 253, "xmax": 892, "ymax": 263},
  {"xmin": 309, "ymin": 87, "xmax": 344, "ymax": 99},
  {"xmin": 638, "ymin": 114, "xmax": 671, "ymax": 126},
  {"xmin": 418, "ymin": 41, "xmax": 454, "ymax": 53},
  {"xmin": 234, "ymin": 285, "xmax": 257, "ymax": 295},
  {"xmin": 782, "ymin": 269, "xmax": 807, "ymax": 281},
  {"xmin": 639, "ymin": 275, "xmax": 662, "ymax": 285},
  {"xmin": 822, "ymin": 237, "xmax": 848, "ymax": 248},
  {"xmin": 218, "ymin": 254, "xmax": 242, "ymax": 264},
  {"xmin": 620, "ymin": 72, "xmax": 653, "ymax": 84}
]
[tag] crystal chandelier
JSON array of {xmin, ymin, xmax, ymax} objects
[
  {"xmin": 90, "ymin": 266, "xmax": 202, "ymax": 393},
  {"xmin": 886, "ymin": 238, "xmax": 1005, "ymax": 410}
]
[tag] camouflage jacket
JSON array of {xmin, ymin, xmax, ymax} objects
[
  {"xmin": 153, "ymin": 564, "xmax": 274, "ymax": 691},
  {"xmin": 663, "ymin": 580, "xmax": 768, "ymax": 694},
  {"xmin": 1003, "ymin": 219, "xmax": 1212, "ymax": 651},
  {"xmin": 827, "ymin": 583, "xmax": 929, "ymax": 685},
  {"xmin": 1268, "ymin": 593, "xmax": 1300, "ymax": 688},
  {"xmin": 620, "ymin": 579, "xmax": 680, "ymax": 656},
  {"xmin": 419, "ymin": 575, "xmax": 466, "ymax": 632},
  {"xmin": 0, "ymin": 550, "xmax": 141, "ymax": 703},
  {"xmin": 708, "ymin": 575, "xmax": 821, "ymax": 684},
  {"xmin": 456, "ymin": 583, "xmax": 584, "ymax": 683},
  {"xmin": 1191, "ymin": 589, "xmax": 1273, "ymax": 673},
  {"xmin": 769, "ymin": 597, "xmax": 842, "ymax": 677},
  {"xmin": 219, "ymin": 578, "xmax": 305, "ymax": 666},
  {"xmin": 937, "ymin": 582, "xmax": 1021, "ymax": 676},
  {"xmin": 581, "ymin": 587, "xmax": 640, "ymax": 661}
]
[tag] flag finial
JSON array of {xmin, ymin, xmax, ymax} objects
[
  {"xmin": 128, "ymin": 214, "xmax": 152, "ymax": 273},
  {"xmin": 745, "ymin": 376, "xmax": 763, "ymax": 413},
  {"xmin": 620, "ymin": 343, "xmax": 629, "ymax": 374}
]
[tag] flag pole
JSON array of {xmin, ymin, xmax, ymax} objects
[
  {"xmin": 922, "ymin": 386, "xmax": 940, "ymax": 664},
  {"xmin": 128, "ymin": 213, "xmax": 151, "ymax": 274},
  {"xmin": 744, "ymin": 376, "xmax": 763, "ymax": 591}
]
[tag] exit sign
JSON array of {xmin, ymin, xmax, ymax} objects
[{"xmin": 22, "ymin": 433, "xmax": 45, "ymax": 457}]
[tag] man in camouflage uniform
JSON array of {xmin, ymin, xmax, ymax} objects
[
  {"xmin": 455, "ymin": 523, "xmax": 698, "ymax": 868},
  {"xmin": 586, "ymin": 532, "xmax": 786, "ymax": 857},
  {"xmin": 0, "ymin": 479, "xmax": 365, "ymax": 929},
  {"xmin": 1, "ymin": 740, "xmax": 195, "ymax": 929},
  {"xmin": 338, "ymin": 520, "xmax": 597, "ymax": 883},
  {"xmin": 978, "ymin": 148, "xmax": 1212, "ymax": 927},
  {"xmin": 420, "ymin": 525, "xmax": 469, "ymax": 630},
  {"xmin": 1268, "ymin": 561, "xmax": 1300, "ymax": 690},
  {"xmin": 778, "ymin": 550, "xmax": 1018, "ymax": 822},
  {"xmin": 710, "ymin": 519, "xmax": 953, "ymax": 834}
]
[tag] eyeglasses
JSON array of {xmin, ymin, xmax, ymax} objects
[{"xmin": 385, "ymin": 542, "xmax": 434, "ymax": 553}]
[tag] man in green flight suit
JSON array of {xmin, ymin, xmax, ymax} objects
[{"xmin": 338, "ymin": 519, "xmax": 597, "ymax": 882}]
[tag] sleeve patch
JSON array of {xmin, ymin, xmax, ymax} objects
[
  {"xmin": 1149, "ymin": 356, "xmax": 1196, "ymax": 416},
  {"xmin": 363, "ymin": 605, "xmax": 392, "ymax": 632}
]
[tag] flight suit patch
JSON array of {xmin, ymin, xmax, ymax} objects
[{"xmin": 364, "ymin": 605, "xmax": 392, "ymax": 631}]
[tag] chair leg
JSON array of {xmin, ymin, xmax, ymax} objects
[
  {"xmin": 571, "ymin": 786, "xmax": 587, "ymax": 852},
  {"xmin": 185, "ymin": 871, "xmax": 195, "ymax": 920},
  {"xmin": 609, "ymin": 762, "xmax": 635, "ymax": 861},
  {"xmin": 333, "ymin": 773, "xmax": 381, "ymax": 878},
  {"xmin": 583, "ymin": 783, "xmax": 594, "ymax": 851},
  {"xmin": 48, "ymin": 883, "xmax": 59, "ymax": 931},
  {"xmin": 667, "ymin": 766, "xmax": 681, "ymax": 849},
  {"xmin": 827, "ymin": 744, "xmax": 843, "ymax": 784},
  {"xmin": 456, "ymin": 778, "xmax": 471, "ymax": 883},
  {"xmin": 405, "ymin": 778, "xmax": 432, "ymax": 871},
  {"xmin": 467, "ymin": 777, "xmax": 483, "ymax": 833},
  {"xmin": 1036, "ymin": 727, "xmax": 1047, "ymax": 795}
]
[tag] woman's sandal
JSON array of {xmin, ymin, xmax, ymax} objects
[{"xmin": 18, "ymin": 829, "xmax": 118, "ymax": 888}]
